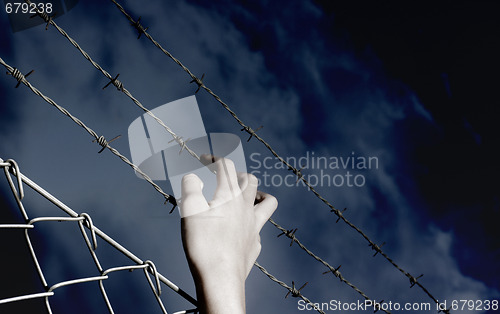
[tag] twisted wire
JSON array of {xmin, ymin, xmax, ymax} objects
[
  {"xmin": 254, "ymin": 262, "xmax": 327, "ymax": 314},
  {"xmin": 0, "ymin": 58, "xmax": 176, "ymax": 209},
  {"xmin": 25, "ymin": 0, "xmax": 203, "ymax": 173},
  {"xmin": 270, "ymin": 219, "xmax": 370, "ymax": 300}
]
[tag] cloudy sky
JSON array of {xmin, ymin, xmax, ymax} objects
[{"xmin": 0, "ymin": 0, "xmax": 498, "ymax": 313}]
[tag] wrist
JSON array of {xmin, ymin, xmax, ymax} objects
[{"xmin": 192, "ymin": 264, "xmax": 246, "ymax": 314}]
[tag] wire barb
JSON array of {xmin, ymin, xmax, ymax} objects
[
  {"xmin": 189, "ymin": 73, "xmax": 205, "ymax": 93},
  {"xmin": 168, "ymin": 136, "xmax": 192, "ymax": 155},
  {"xmin": 130, "ymin": 16, "xmax": 149, "ymax": 39},
  {"xmin": 409, "ymin": 274, "xmax": 424, "ymax": 288},
  {"xmin": 6, "ymin": 68, "xmax": 34, "ymax": 88},
  {"xmin": 92, "ymin": 135, "xmax": 121, "ymax": 153},
  {"xmin": 334, "ymin": 208, "xmax": 348, "ymax": 223},
  {"xmin": 285, "ymin": 281, "xmax": 308, "ymax": 299},
  {"xmin": 322, "ymin": 264, "xmax": 342, "ymax": 276},
  {"xmin": 370, "ymin": 242, "xmax": 386, "ymax": 257},
  {"xmin": 277, "ymin": 228, "xmax": 298, "ymax": 247},
  {"xmin": 102, "ymin": 73, "xmax": 124, "ymax": 91},
  {"xmin": 241, "ymin": 125, "xmax": 263, "ymax": 142},
  {"xmin": 290, "ymin": 164, "xmax": 305, "ymax": 183},
  {"xmin": 166, "ymin": 196, "xmax": 178, "ymax": 214},
  {"xmin": 30, "ymin": 10, "xmax": 57, "ymax": 30}
]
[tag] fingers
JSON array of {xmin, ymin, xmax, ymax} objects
[
  {"xmin": 180, "ymin": 173, "xmax": 209, "ymax": 217},
  {"xmin": 201, "ymin": 154, "xmax": 241, "ymax": 200},
  {"xmin": 198, "ymin": 155, "xmax": 277, "ymax": 229},
  {"xmin": 237, "ymin": 172, "xmax": 258, "ymax": 203},
  {"xmin": 254, "ymin": 191, "xmax": 278, "ymax": 230}
]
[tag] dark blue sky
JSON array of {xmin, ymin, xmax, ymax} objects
[
  {"xmin": 189, "ymin": 0, "xmax": 500, "ymax": 288},
  {"xmin": 312, "ymin": 0, "xmax": 500, "ymax": 289},
  {"xmin": 1, "ymin": 0, "xmax": 498, "ymax": 313}
]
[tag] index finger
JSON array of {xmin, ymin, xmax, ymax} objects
[{"xmin": 201, "ymin": 154, "xmax": 241, "ymax": 201}]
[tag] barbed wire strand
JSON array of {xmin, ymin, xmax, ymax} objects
[
  {"xmin": 24, "ymin": 0, "xmax": 203, "ymax": 180},
  {"xmin": 0, "ymin": 157, "xmax": 197, "ymax": 313},
  {"xmin": 254, "ymin": 262, "xmax": 327, "ymax": 314},
  {"xmin": 271, "ymin": 221, "xmax": 392, "ymax": 314},
  {"xmin": 13, "ymin": 5, "xmax": 385, "ymax": 309},
  {"xmin": 107, "ymin": 1, "xmax": 447, "ymax": 311},
  {"xmin": 0, "ymin": 58, "xmax": 176, "ymax": 210},
  {"xmin": 270, "ymin": 219, "xmax": 366, "ymax": 297}
]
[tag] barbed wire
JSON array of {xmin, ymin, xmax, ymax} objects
[
  {"xmin": 0, "ymin": 157, "xmax": 197, "ymax": 313},
  {"xmin": 107, "ymin": 1, "xmax": 449, "ymax": 311},
  {"xmin": 253, "ymin": 262, "xmax": 326, "ymax": 314},
  {"xmin": 12, "ymin": 6, "xmax": 391, "ymax": 310},
  {"xmin": 270, "ymin": 219, "xmax": 366, "ymax": 298},
  {"xmin": 7, "ymin": 2, "xmax": 450, "ymax": 313},
  {"xmin": 23, "ymin": 0, "xmax": 204, "ymax": 191},
  {"xmin": 1, "ymin": 59, "xmax": 176, "ymax": 210}
]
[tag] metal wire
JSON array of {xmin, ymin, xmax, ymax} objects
[
  {"xmin": 17, "ymin": 4, "xmax": 387, "ymax": 311},
  {"xmin": 0, "ymin": 157, "xmax": 196, "ymax": 313},
  {"xmin": 254, "ymin": 262, "xmax": 326, "ymax": 314},
  {"xmin": 23, "ymin": 0, "xmax": 204, "ymax": 175},
  {"xmin": 0, "ymin": 57, "xmax": 176, "ymax": 209},
  {"xmin": 1, "ymin": 1, "xmax": 450, "ymax": 313},
  {"xmin": 2, "ymin": 3, "xmax": 403, "ymax": 313}
]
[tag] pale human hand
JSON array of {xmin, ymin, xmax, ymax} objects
[{"xmin": 180, "ymin": 155, "xmax": 278, "ymax": 314}]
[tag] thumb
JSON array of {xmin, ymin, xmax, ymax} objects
[
  {"xmin": 180, "ymin": 173, "xmax": 209, "ymax": 217},
  {"xmin": 254, "ymin": 191, "xmax": 278, "ymax": 230}
]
